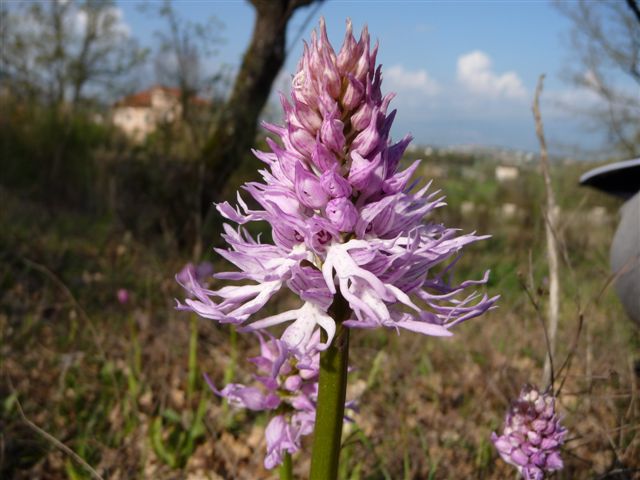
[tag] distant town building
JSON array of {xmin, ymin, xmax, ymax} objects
[
  {"xmin": 424, "ymin": 165, "xmax": 446, "ymax": 178},
  {"xmin": 460, "ymin": 201, "xmax": 475, "ymax": 216},
  {"xmin": 587, "ymin": 206, "xmax": 609, "ymax": 227},
  {"xmin": 495, "ymin": 165, "xmax": 519, "ymax": 182},
  {"xmin": 501, "ymin": 202, "xmax": 518, "ymax": 219},
  {"xmin": 461, "ymin": 166, "xmax": 483, "ymax": 181},
  {"xmin": 111, "ymin": 85, "xmax": 209, "ymax": 141}
]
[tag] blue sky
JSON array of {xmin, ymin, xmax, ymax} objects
[{"xmin": 118, "ymin": 0, "xmax": 618, "ymax": 155}]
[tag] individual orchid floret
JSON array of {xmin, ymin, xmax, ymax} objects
[
  {"xmin": 206, "ymin": 333, "xmax": 322, "ymax": 469},
  {"xmin": 177, "ymin": 17, "xmax": 497, "ymax": 353},
  {"xmin": 176, "ymin": 261, "xmax": 214, "ymax": 294},
  {"xmin": 491, "ymin": 385, "xmax": 567, "ymax": 480}
]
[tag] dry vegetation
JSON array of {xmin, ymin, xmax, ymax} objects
[{"xmin": 1, "ymin": 153, "xmax": 639, "ymax": 479}]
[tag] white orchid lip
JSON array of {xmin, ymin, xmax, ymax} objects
[{"xmin": 241, "ymin": 302, "xmax": 336, "ymax": 351}]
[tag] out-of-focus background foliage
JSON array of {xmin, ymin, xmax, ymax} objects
[{"xmin": 1, "ymin": 1, "xmax": 639, "ymax": 478}]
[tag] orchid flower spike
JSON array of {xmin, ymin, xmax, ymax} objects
[
  {"xmin": 177, "ymin": 17, "xmax": 497, "ymax": 358},
  {"xmin": 492, "ymin": 385, "xmax": 567, "ymax": 480}
]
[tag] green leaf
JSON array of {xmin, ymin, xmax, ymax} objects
[
  {"xmin": 161, "ymin": 408, "xmax": 182, "ymax": 424},
  {"xmin": 150, "ymin": 417, "xmax": 177, "ymax": 468}
]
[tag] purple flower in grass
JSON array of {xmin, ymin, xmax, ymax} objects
[
  {"xmin": 492, "ymin": 385, "xmax": 567, "ymax": 480},
  {"xmin": 116, "ymin": 288, "xmax": 129, "ymax": 305},
  {"xmin": 177, "ymin": 17, "xmax": 497, "ymax": 352},
  {"xmin": 206, "ymin": 333, "xmax": 322, "ymax": 469}
]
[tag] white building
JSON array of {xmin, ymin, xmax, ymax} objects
[
  {"xmin": 111, "ymin": 86, "xmax": 208, "ymax": 142},
  {"xmin": 495, "ymin": 165, "xmax": 519, "ymax": 182}
]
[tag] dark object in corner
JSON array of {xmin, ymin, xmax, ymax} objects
[
  {"xmin": 580, "ymin": 158, "xmax": 640, "ymax": 327},
  {"xmin": 579, "ymin": 158, "xmax": 640, "ymax": 200}
]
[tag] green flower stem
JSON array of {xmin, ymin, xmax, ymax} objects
[
  {"xmin": 279, "ymin": 451, "xmax": 293, "ymax": 480},
  {"xmin": 310, "ymin": 295, "xmax": 351, "ymax": 480},
  {"xmin": 187, "ymin": 315, "xmax": 198, "ymax": 401}
]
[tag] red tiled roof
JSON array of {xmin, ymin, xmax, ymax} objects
[{"xmin": 113, "ymin": 86, "xmax": 209, "ymax": 108}]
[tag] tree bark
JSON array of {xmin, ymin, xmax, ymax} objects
[{"xmin": 200, "ymin": 0, "xmax": 315, "ymax": 209}]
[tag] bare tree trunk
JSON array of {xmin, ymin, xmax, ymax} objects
[
  {"xmin": 533, "ymin": 75, "xmax": 561, "ymax": 388},
  {"xmin": 200, "ymin": 0, "xmax": 315, "ymax": 210}
]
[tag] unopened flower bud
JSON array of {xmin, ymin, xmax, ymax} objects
[
  {"xmin": 325, "ymin": 197, "xmax": 358, "ymax": 232},
  {"xmin": 295, "ymin": 163, "xmax": 328, "ymax": 209},
  {"xmin": 320, "ymin": 166, "xmax": 352, "ymax": 198}
]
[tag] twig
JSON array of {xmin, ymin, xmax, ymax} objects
[
  {"xmin": 588, "ymin": 415, "xmax": 624, "ymax": 467},
  {"xmin": 623, "ymin": 356, "xmax": 638, "ymax": 459},
  {"xmin": 595, "ymin": 253, "xmax": 640, "ymax": 304},
  {"xmin": 532, "ymin": 74, "xmax": 561, "ymax": 388},
  {"xmin": 565, "ymin": 423, "xmax": 640, "ymax": 447},
  {"xmin": 561, "ymin": 448, "xmax": 592, "ymax": 466},
  {"xmin": 20, "ymin": 257, "xmax": 123, "ymax": 406},
  {"xmin": 586, "ymin": 314, "xmax": 594, "ymax": 410},
  {"xmin": 286, "ymin": 0, "xmax": 326, "ymax": 56},
  {"xmin": 556, "ymin": 193, "xmax": 588, "ymax": 238},
  {"xmin": 626, "ymin": 356, "xmax": 638, "ymax": 420},
  {"xmin": 21, "ymin": 258, "xmax": 91, "ymax": 323},
  {"xmin": 517, "ymin": 275, "xmax": 555, "ymax": 387},
  {"xmin": 554, "ymin": 312, "xmax": 584, "ymax": 397},
  {"xmin": 9, "ymin": 382, "xmax": 104, "ymax": 480},
  {"xmin": 595, "ymin": 469, "xmax": 640, "ymax": 480}
]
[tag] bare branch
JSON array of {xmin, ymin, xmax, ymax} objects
[
  {"xmin": 20, "ymin": 257, "xmax": 123, "ymax": 408},
  {"xmin": 8, "ymin": 381, "xmax": 104, "ymax": 480},
  {"xmin": 532, "ymin": 75, "xmax": 561, "ymax": 389},
  {"xmin": 286, "ymin": 0, "xmax": 326, "ymax": 55},
  {"xmin": 2, "ymin": 0, "xmax": 147, "ymax": 108},
  {"xmin": 556, "ymin": 0, "xmax": 640, "ymax": 155}
]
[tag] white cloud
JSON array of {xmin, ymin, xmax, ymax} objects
[
  {"xmin": 542, "ymin": 87, "xmax": 604, "ymax": 119},
  {"xmin": 385, "ymin": 65, "xmax": 440, "ymax": 96},
  {"xmin": 71, "ymin": 6, "xmax": 131, "ymax": 38},
  {"xmin": 414, "ymin": 23, "xmax": 433, "ymax": 34},
  {"xmin": 547, "ymin": 88, "xmax": 600, "ymax": 108},
  {"xmin": 106, "ymin": 7, "xmax": 131, "ymax": 37},
  {"xmin": 456, "ymin": 50, "xmax": 526, "ymax": 100},
  {"xmin": 582, "ymin": 69, "xmax": 601, "ymax": 89},
  {"xmin": 71, "ymin": 9, "xmax": 88, "ymax": 33}
]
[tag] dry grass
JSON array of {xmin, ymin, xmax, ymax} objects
[{"xmin": 1, "ymin": 154, "xmax": 639, "ymax": 479}]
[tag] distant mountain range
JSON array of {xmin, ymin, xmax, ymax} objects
[{"xmin": 406, "ymin": 143, "xmax": 604, "ymax": 164}]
